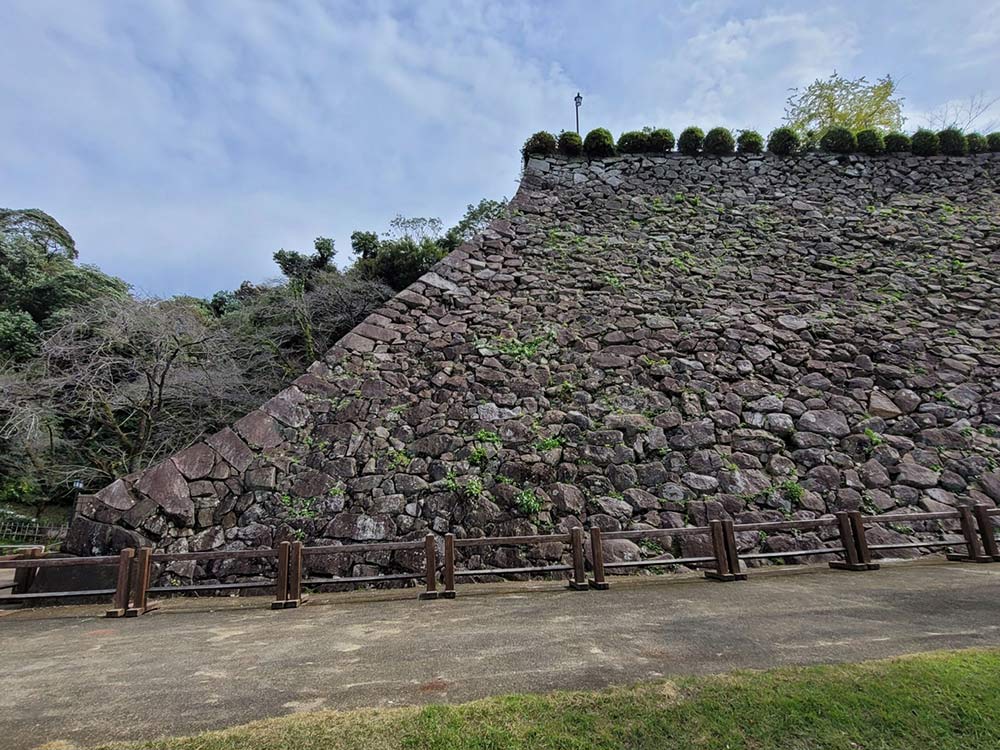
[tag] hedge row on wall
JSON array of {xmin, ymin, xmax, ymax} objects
[{"xmin": 523, "ymin": 126, "xmax": 1000, "ymax": 159}]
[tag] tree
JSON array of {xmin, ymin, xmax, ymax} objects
[
  {"xmin": 272, "ymin": 237, "xmax": 337, "ymax": 289},
  {"xmin": 1, "ymin": 208, "xmax": 128, "ymax": 363},
  {"xmin": 444, "ymin": 198, "xmax": 509, "ymax": 246},
  {"xmin": 783, "ymin": 73, "xmax": 905, "ymax": 137},
  {"xmin": 222, "ymin": 273, "xmax": 392, "ymax": 376},
  {"xmin": 926, "ymin": 93, "xmax": 1000, "ymax": 133},
  {"xmin": 0, "ymin": 296, "xmax": 261, "ymax": 506}
]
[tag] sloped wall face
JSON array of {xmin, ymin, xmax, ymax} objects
[{"xmin": 68, "ymin": 152, "xmax": 1000, "ymax": 581}]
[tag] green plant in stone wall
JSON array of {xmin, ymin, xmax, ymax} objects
[
  {"xmin": 678, "ymin": 126, "xmax": 704, "ymax": 155},
  {"xmin": 280, "ymin": 494, "xmax": 317, "ymax": 520},
  {"xmin": 515, "ymin": 488, "xmax": 542, "ymax": 514},
  {"xmin": 535, "ymin": 436, "xmax": 566, "ymax": 451},
  {"xmin": 703, "ymin": 127, "xmax": 735, "ymax": 155},
  {"xmin": 583, "ymin": 128, "xmax": 616, "ymax": 157},
  {"xmin": 557, "ymin": 130, "xmax": 583, "ymax": 156},
  {"xmin": 988, "ymin": 133, "xmax": 1000, "ymax": 152},
  {"xmin": 492, "ymin": 331, "xmax": 552, "ymax": 360},
  {"xmin": 737, "ymin": 130, "xmax": 764, "ymax": 154},
  {"xmin": 386, "ymin": 448, "xmax": 413, "ymax": 470},
  {"xmin": 603, "ymin": 274, "xmax": 624, "ymax": 291},
  {"xmin": 473, "ymin": 429, "xmax": 503, "ymax": 446},
  {"xmin": 778, "ymin": 480, "xmax": 804, "ymax": 503}
]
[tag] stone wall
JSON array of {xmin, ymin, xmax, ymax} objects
[{"xmin": 66, "ymin": 151, "xmax": 1000, "ymax": 583}]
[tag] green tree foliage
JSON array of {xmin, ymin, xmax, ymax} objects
[
  {"xmin": 884, "ymin": 132, "xmax": 911, "ymax": 152},
  {"xmin": 737, "ymin": 130, "xmax": 764, "ymax": 154},
  {"xmin": 703, "ymin": 127, "xmax": 735, "ymax": 155},
  {"xmin": 937, "ymin": 127, "xmax": 967, "ymax": 156},
  {"xmin": 557, "ymin": 131, "xmax": 583, "ymax": 156},
  {"xmin": 1, "ymin": 209, "xmax": 128, "ymax": 364},
  {"xmin": 647, "ymin": 129, "xmax": 675, "ymax": 152},
  {"xmin": 444, "ymin": 198, "xmax": 508, "ymax": 246},
  {"xmin": 819, "ymin": 126, "xmax": 857, "ymax": 153},
  {"xmin": 783, "ymin": 72, "xmax": 905, "ymax": 138},
  {"xmin": 678, "ymin": 127, "xmax": 704, "ymax": 155},
  {"xmin": 272, "ymin": 237, "xmax": 337, "ymax": 288},
  {"xmin": 583, "ymin": 128, "xmax": 616, "ymax": 157},
  {"xmin": 1, "ymin": 198, "xmax": 506, "ymax": 516},
  {"xmin": 856, "ymin": 129, "xmax": 886, "ymax": 155},
  {"xmin": 767, "ymin": 127, "xmax": 800, "ymax": 155},
  {"xmin": 522, "ymin": 131, "xmax": 557, "ymax": 159},
  {"xmin": 911, "ymin": 129, "xmax": 940, "ymax": 156}
]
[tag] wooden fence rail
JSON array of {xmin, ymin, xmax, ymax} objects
[{"xmin": 0, "ymin": 505, "xmax": 996, "ymax": 619}]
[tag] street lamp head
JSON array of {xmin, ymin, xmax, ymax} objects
[{"xmin": 574, "ymin": 92, "xmax": 583, "ymax": 107}]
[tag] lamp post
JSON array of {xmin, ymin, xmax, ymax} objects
[{"xmin": 574, "ymin": 92, "xmax": 583, "ymax": 135}]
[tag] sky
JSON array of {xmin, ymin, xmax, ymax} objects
[{"xmin": 2, "ymin": 0, "xmax": 998, "ymax": 298}]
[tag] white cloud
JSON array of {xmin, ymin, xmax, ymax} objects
[{"xmin": 0, "ymin": 1, "xmax": 995, "ymax": 297}]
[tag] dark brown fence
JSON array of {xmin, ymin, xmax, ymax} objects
[{"xmin": 1, "ymin": 506, "xmax": 997, "ymax": 618}]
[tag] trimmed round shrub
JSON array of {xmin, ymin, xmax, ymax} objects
[
  {"xmin": 617, "ymin": 130, "xmax": 651, "ymax": 154},
  {"xmin": 647, "ymin": 128, "xmax": 675, "ymax": 152},
  {"xmin": 819, "ymin": 126, "xmax": 856, "ymax": 153},
  {"xmin": 583, "ymin": 127, "xmax": 616, "ymax": 157},
  {"xmin": 557, "ymin": 130, "xmax": 583, "ymax": 156},
  {"xmin": 988, "ymin": 132, "xmax": 1000, "ymax": 152},
  {"xmin": 965, "ymin": 132, "xmax": 987, "ymax": 154},
  {"xmin": 767, "ymin": 126, "xmax": 800, "ymax": 155},
  {"xmin": 937, "ymin": 127, "xmax": 967, "ymax": 155},
  {"xmin": 736, "ymin": 130, "xmax": 764, "ymax": 154},
  {"xmin": 855, "ymin": 129, "xmax": 885, "ymax": 155},
  {"xmin": 678, "ymin": 126, "xmax": 704, "ymax": 155},
  {"xmin": 703, "ymin": 127, "xmax": 735, "ymax": 155},
  {"xmin": 522, "ymin": 131, "xmax": 556, "ymax": 159},
  {"xmin": 911, "ymin": 129, "xmax": 939, "ymax": 156},
  {"xmin": 884, "ymin": 132, "xmax": 911, "ymax": 153}
]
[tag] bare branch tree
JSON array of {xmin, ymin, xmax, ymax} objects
[{"xmin": 926, "ymin": 92, "xmax": 1000, "ymax": 133}]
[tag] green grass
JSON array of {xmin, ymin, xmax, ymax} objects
[{"xmin": 102, "ymin": 649, "xmax": 1000, "ymax": 749}]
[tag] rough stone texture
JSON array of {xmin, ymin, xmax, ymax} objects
[{"xmin": 67, "ymin": 152, "xmax": 1000, "ymax": 584}]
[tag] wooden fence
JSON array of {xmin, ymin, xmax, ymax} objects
[
  {"xmin": 0, "ymin": 505, "xmax": 997, "ymax": 618},
  {"xmin": 0, "ymin": 520, "xmax": 69, "ymax": 545}
]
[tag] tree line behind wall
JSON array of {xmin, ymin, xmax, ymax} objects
[{"xmin": 0, "ymin": 199, "xmax": 506, "ymax": 519}]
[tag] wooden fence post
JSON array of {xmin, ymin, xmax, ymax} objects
[
  {"xmin": 723, "ymin": 519, "xmax": 746, "ymax": 579},
  {"xmin": 973, "ymin": 504, "xmax": 999, "ymax": 561},
  {"xmin": 705, "ymin": 519, "xmax": 746, "ymax": 581},
  {"xmin": 441, "ymin": 533, "xmax": 456, "ymax": 599},
  {"xmin": 568, "ymin": 527, "xmax": 587, "ymax": 590},
  {"xmin": 849, "ymin": 511, "xmax": 879, "ymax": 570},
  {"xmin": 588, "ymin": 527, "xmax": 609, "ymax": 590},
  {"xmin": 948, "ymin": 505, "xmax": 992, "ymax": 562},
  {"xmin": 106, "ymin": 548, "xmax": 135, "ymax": 618},
  {"xmin": 285, "ymin": 540, "xmax": 304, "ymax": 607},
  {"xmin": 12, "ymin": 546, "xmax": 43, "ymax": 594},
  {"xmin": 830, "ymin": 511, "xmax": 879, "ymax": 571},
  {"xmin": 126, "ymin": 547, "xmax": 153, "ymax": 617},
  {"xmin": 272, "ymin": 541, "xmax": 290, "ymax": 609},
  {"xmin": 419, "ymin": 534, "xmax": 439, "ymax": 599}
]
